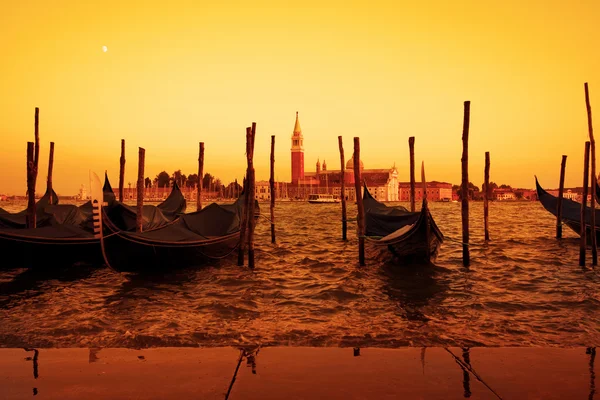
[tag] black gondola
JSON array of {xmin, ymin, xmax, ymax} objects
[
  {"xmin": 0, "ymin": 176, "xmax": 114, "ymax": 269},
  {"xmin": 99, "ymin": 193, "xmax": 257, "ymax": 272},
  {"xmin": 0, "ymin": 186, "xmax": 59, "ymax": 228},
  {"xmin": 363, "ymin": 184, "xmax": 444, "ymax": 264},
  {"xmin": 0, "ymin": 174, "xmax": 186, "ymax": 269},
  {"xmin": 535, "ymin": 176, "xmax": 600, "ymax": 240}
]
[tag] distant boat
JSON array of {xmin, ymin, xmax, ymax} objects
[
  {"xmin": 535, "ymin": 176, "xmax": 600, "ymax": 240},
  {"xmin": 308, "ymin": 194, "xmax": 340, "ymax": 204}
]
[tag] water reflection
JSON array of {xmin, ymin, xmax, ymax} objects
[
  {"xmin": 0, "ymin": 266, "xmax": 97, "ymax": 307},
  {"xmin": 226, "ymin": 346, "xmax": 261, "ymax": 400},
  {"xmin": 244, "ymin": 346, "xmax": 260, "ymax": 375},
  {"xmin": 446, "ymin": 348, "xmax": 503, "ymax": 399},
  {"xmin": 379, "ymin": 263, "xmax": 449, "ymax": 323},
  {"xmin": 89, "ymin": 348, "xmax": 102, "ymax": 363},
  {"xmin": 461, "ymin": 348, "xmax": 471, "ymax": 398},
  {"xmin": 588, "ymin": 347, "xmax": 596, "ymax": 400},
  {"xmin": 24, "ymin": 347, "xmax": 39, "ymax": 396},
  {"xmin": 103, "ymin": 268, "xmax": 201, "ymax": 310}
]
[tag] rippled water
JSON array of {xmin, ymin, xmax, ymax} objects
[{"xmin": 1, "ymin": 200, "xmax": 599, "ymax": 348}]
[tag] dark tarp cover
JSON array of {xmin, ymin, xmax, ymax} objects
[
  {"xmin": 112, "ymin": 195, "xmax": 244, "ymax": 243},
  {"xmin": 0, "ymin": 186, "xmax": 60, "ymax": 228},
  {"xmin": 42, "ymin": 205, "xmax": 91, "ymax": 229},
  {"xmin": 105, "ymin": 203, "xmax": 171, "ymax": 232},
  {"xmin": 157, "ymin": 181, "xmax": 186, "ymax": 219},
  {"xmin": 0, "ymin": 201, "xmax": 172, "ymax": 241},
  {"xmin": 363, "ymin": 185, "xmax": 420, "ymax": 237},
  {"xmin": 0, "ymin": 173, "xmax": 171, "ymax": 233},
  {"xmin": 1, "ymin": 173, "xmax": 115, "ymax": 230}
]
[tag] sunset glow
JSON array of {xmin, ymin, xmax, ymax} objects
[{"xmin": 1, "ymin": 0, "xmax": 599, "ymax": 195}]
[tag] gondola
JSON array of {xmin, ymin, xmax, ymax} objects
[
  {"xmin": 99, "ymin": 191, "xmax": 257, "ymax": 272},
  {"xmin": 362, "ymin": 184, "xmax": 444, "ymax": 264},
  {"xmin": 0, "ymin": 186, "xmax": 59, "ymax": 228},
  {"xmin": 535, "ymin": 176, "xmax": 600, "ymax": 240},
  {"xmin": 0, "ymin": 174, "xmax": 186, "ymax": 269},
  {"xmin": 0, "ymin": 176, "xmax": 114, "ymax": 269},
  {"xmin": 156, "ymin": 181, "xmax": 186, "ymax": 219}
]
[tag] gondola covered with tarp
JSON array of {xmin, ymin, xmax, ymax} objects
[
  {"xmin": 0, "ymin": 173, "xmax": 180, "ymax": 269},
  {"xmin": 99, "ymin": 193, "xmax": 257, "ymax": 272},
  {"xmin": 0, "ymin": 174, "xmax": 114, "ymax": 269},
  {"xmin": 536, "ymin": 176, "xmax": 600, "ymax": 241},
  {"xmin": 362, "ymin": 184, "xmax": 443, "ymax": 264},
  {"xmin": 0, "ymin": 186, "xmax": 59, "ymax": 228},
  {"xmin": 157, "ymin": 181, "xmax": 186, "ymax": 219}
]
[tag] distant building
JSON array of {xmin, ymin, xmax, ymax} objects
[
  {"xmin": 515, "ymin": 189, "xmax": 538, "ymax": 201},
  {"xmin": 546, "ymin": 187, "xmax": 591, "ymax": 203},
  {"xmin": 255, "ymin": 181, "xmax": 271, "ymax": 201},
  {"xmin": 284, "ymin": 112, "xmax": 399, "ymax": 201},
  {"xmin": 291, "ymin": 112, "xmax": 304, "ymax": 185},
  {"xmin": 77, "ymin": 184, "xmax": 89, "ymax": 200},
  {"xmin": 399, "ymin": 181, "xmax": 452, "ymax": 202},
  {"xmin": 563, "ymin": 189, "xmax": 578, "ymax": 200},
  {"xmin": 493, "ymin": 188, "xmax": 515, "ymax": 200}
]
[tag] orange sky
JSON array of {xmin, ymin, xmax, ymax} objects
[{"xmin": 1, "ymin": 0, "xmax": 599, "ymax": 195}]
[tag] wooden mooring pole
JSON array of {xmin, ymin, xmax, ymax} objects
[
  {"xmin": 136, "ymin": 147, "xmax": 145, "ymax": 233},
  {"xmin": 409, "ymin": 136, "xmax": 416, "ymax": 212},
  {"xmin": 270, "ymin": 135, "xmax": 276, "ymax": 244},
  {"xmin": 47, "ymin": 142, "xmax": 55, "ymax": 203},
  {"xmin": 34, "ymin": 107, "xmax": 40, "ymax": 184},
  {"xmin": 461, "ymin": 101, "xmax": 471, "ymax": 267},
  {"xmin": 119, "ymin": 139, "xmax": 125, "ymax": 202},
  {"xmin": 247, "ymin": 122, "xmax": 257, "ymax": 269},
  {"xmin": 580, "ymin": 141, "xmax": 591, "ymax": 267},
  {"xmin": 585, "ymin": 83, "xmax": 597, "ymax": 265},
  {"xmin": 26, "ymin": 142, "xmax": 36, "ymax": 229},
  {"xmin": 556, "ymin": 155, "xmax": 567, "ymax": 239},
  {"xmin": 26, "ymin": 107, "xmax": 41, "ymax": 228},
  {"xmin": 421, "ymin": 161, "xmax": 431, "ymax": 264},
  {"xmin": 353, "ymin": 137, "xmax": 365, "ymax": 266},
  {"xmin": 238, "ymin": 128, "xmax": 252, "ymax": 266},
  {"xmin": 484, "ymin": 151, "xmax": 490, "ymax": 241},
  {"xmin": 338, "ymin": 136, "xmax": 347, "ymax": 241},
  {"xmin": 197, "ymin": 142, "xmax": 205, "ymax": 211}
]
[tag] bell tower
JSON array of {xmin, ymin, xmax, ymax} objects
[{"xmin": 291, "ymin": 111, "xmax": 304, "ymax": 184}]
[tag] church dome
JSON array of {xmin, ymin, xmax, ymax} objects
[{"xmin": 346, "ymin": 155, "xmax": 364, "ymax": 170}]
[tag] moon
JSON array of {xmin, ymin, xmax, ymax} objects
[{"xmin": 102, "ymin": 46, "xmax": 108, "ymax": 53}]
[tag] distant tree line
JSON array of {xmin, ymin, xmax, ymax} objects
[
  {"xmin": 453, "ymin": 181, "xmax": 516, "ymax": 200},
  {"xmin": 143, "ymin": 170, "xmax": 242, "ymax": 196}
]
